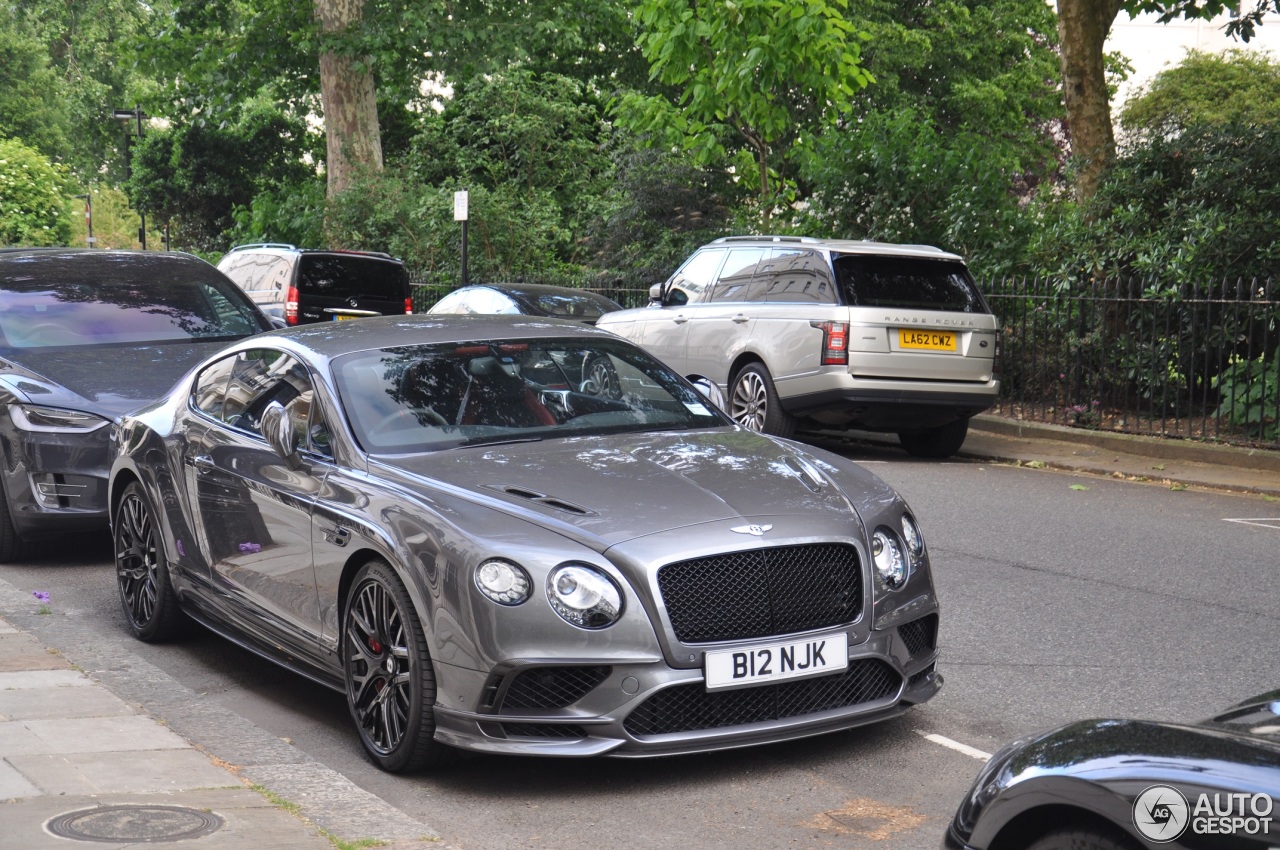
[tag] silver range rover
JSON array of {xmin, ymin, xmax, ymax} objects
[{"xmin": 596, "ymin": 236, "xmax": 1000, "ymax": 458}]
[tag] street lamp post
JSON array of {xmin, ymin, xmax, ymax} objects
[{"xmin": 112, "ymin": 106, "xmax": 147, "ymax": 250}]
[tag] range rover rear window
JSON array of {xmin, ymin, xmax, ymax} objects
[
  {"xmin": 297, "ymin": 254, "xmax": 408, "ymax": 301},
  {"xmin": 833, "ymin": 255, "xmax": 986, "ymax": 313}
]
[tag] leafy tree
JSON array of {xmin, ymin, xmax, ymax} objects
[
  {"xmin": 6, "ymin": 0, "xmax": 158, "ymax": 183},
  {"xmin": 0, "ymin": 13, "xmax": 70, "ymax": 162},
  {"xmin": 127, "ymin": 101, "xmax": 317, "ymax": 252},
  {"xmin": 408, "ymin": 70, "xmax": 611, "ymax": 228},
  {"xmin": 1028, "ymin": 121, "xmax": 1280, "ymax": 283},
  {"xmin": 614, "ymin": 0, "xmax": 873, "ymax": 214},
  {"xmin": 0, "ymin": 138, "xmax": 72, "ymax": 246},
  {"xmin": 800, "ymin": 0, "xmax": 1062, "ymax": 273},
  {"xmin": 1119, "ymin": 49, "xmax": 1280, "ymax": 132},
  {"xmin": 1055, "ymin": 0, "xmax": 1278, "ymax": 202}
]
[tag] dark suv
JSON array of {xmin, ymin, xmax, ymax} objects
[{"xmin": 217, "ymin": 244, "xmax": 413, "ymax": 326}]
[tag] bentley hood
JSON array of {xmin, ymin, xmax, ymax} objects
[{"xmin": 377, "ymin": 429, "xmax": 898, "ymax": 549}]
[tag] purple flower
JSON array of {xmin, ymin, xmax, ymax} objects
[
  {"xmin": 32, "ymin": 591, "xmax": 50, "ymax": 604},
  {"xmin": 238, "ymin": 542, "xmax": 262, "ymax": 554}
]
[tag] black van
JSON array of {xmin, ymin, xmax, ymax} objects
[{"xmin": 217, "ymin": 244, "xmax": 413, "ymax": 326}]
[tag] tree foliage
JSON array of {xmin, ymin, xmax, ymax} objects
[
  {"xmin": 1119, "ymin": 49, "xmax": 1280, "ymax": 133},
  {"xmin": 0, "ymin": 13, "xmax": 70, "ymax": 163},
  {"xmin": 0, "ymin": 137, "xmax": 72, "ymax": 247},
  {"xmin": 127, "ymin": 101, "xmax": 317, "ymax": 252},
  {"xmin": 800, "ymin": 0, "xmax": 1062, "ymax": 274},
  {"xmin": 1028, "ymin": 122, "xmax": 1280, "ymax": 283},
  {"xmin": 614, "ymin": 0, "xmax": 873, "ymax": 213}
]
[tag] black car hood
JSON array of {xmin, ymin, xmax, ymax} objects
[{"xmin": 0, "ymin": 340, "xmax": 232, "ymax": 419}]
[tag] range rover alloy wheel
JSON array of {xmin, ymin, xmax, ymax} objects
[{"xmin": 730, "ymin": 363, "xmax": 796, "ymax": 438}]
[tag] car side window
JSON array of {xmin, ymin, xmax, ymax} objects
[
  {"xmin": 221, "ymin": 253, "xmax": 291, "ymax": 294},
  {"xmin": 666, "ymin": 249, "xmax": 724, "ymax": 306},
  {"xmin": 708, "ymin": 248, "xmax": 769, "ymax": 302},
  {"xmin": 763, "ymin": 249, "xmax": 837, "ymax": 304},
  {"xmin": 192, "ymin": 355, "xmax": 238, "ymax": 420},
  {"xmin": 198, "ymin": 349, "xmax": 332, "ymax": 457}
]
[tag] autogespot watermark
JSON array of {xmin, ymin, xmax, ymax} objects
[{"xmin": 1133, "ymin": 784, "xmax": 1274, "ymax": 843}]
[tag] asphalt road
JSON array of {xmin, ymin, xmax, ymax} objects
[{"xmin": 3, "ymin": 441, "xmax": 1278, "ymax": 850}]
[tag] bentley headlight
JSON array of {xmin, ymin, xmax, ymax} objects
[
  {"xmin": 9, "ymin": 404, "xmax": 110, "ymax": 433},
  {"xmin": 901, "ymin": 514, "xmax": 925, "ymax": 563},
  {"xmin": 872, "ymin": 528, "xmax": 908, "ymax": 590},
  {"xmin": 547, "ymin": 563, "xmax": 622, "ymax": 629},
  {"xmin": 475, "ymin": 559, "xmax": 531, "ymax": 606}
]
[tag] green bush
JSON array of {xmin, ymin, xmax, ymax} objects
[
  {"xmin": 1213, "ymin": 353, "xmax": 1280, "ymax": 440},
  {"xmin": 0, "ymin": 137, "xmax": 71, "ymax": 246}
]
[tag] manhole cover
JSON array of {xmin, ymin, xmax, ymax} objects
[{"xmin": 46, "ymin": 805, "xmax": 224, "ymax": 843}]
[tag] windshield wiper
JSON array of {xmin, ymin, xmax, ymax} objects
[{"xmin": 457, "ymin": 435, "xmax": 545, "ymax": 448}]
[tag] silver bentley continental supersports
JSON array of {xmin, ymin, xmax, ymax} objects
[{"xmin": 108, "ymin": 315, "xmax": 941, "ymax": 772}]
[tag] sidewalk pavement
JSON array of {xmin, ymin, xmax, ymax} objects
[
  {"xmin": 1, "ymin": 415, "xmax": 1275, "ymax": 849},
  {"xmin": 962, "ymin": 414, "xmax": 1280, "ymax": 499},
  {"xmin": 0, "ymin": 576, "xmax": 444, "ymax": 849}
]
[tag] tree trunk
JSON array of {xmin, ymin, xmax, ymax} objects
[
  {"xmin": 1056, "ymin": 0, "xmax": 1123, "ymax": 203},
  {"xmin": 314, "ymin": 0, "xmax": 383, "ymax": 198}
]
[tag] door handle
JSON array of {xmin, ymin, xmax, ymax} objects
[
  {"xmin": 190, "ymin": 455, "xmax": 215, "ymax": 475},
  {"xmin": 732, "ymin": 314, "xmax": 749, "ymax": 324},
  {"xmin": 672, "ymin": 314, "xmax": 688, "ymax": 325}
]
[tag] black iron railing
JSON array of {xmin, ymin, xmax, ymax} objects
[{"xmin": 984, "ymin": 276, "xmax": 1280, "ymax": 449}]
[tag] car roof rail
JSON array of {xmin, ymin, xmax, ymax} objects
[
  {"xmin": 326, "ymin": 248, "xmax": 395, "ymax": 260},
  {"xmin": 710, "ymin": 235, "xmax": 820, "ymax": 245},
  {"xmin": 227, "ymin": 243, "xmax": 298, "ymax": 252}
]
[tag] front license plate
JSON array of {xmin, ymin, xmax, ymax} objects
[
  {"xmin": 898, "ymin": 328, "xmax": 957, "ymax": 352},
  {"xmin": 704, "ymin": 632, "xmax": 848, "ymax": 691}
]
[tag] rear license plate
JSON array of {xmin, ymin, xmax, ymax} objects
[
  {"xmin": 898, "ymin": 329, "xmax": 957, "ymax": 352},
  {"xmin": 704, "ymin": 632, "xmax": 848, "ymax": 691},
  {"xmin": 332, "ymin": 314, "xmax": 358, "ymax": 321}
]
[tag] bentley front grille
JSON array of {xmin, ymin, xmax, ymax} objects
[{"xmin": 657, "ymin": 544, "xmax": 862, "ymax": 643}]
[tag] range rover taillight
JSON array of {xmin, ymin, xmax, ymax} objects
[
  {"xmin": 285, "ymin": 285, "xmax": 299, "ymax": 325},
  {"xmin": 404, "ymin": 296, "xmax": 413, "ymax": 315},
  {"xmin": 811, "ymin": 321, "xmax": 849, "ymax": 366}
]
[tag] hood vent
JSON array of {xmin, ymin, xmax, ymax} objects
[
  {"xmin": 780, "ymin": 455, "xmax": 827, "ymax": 492},
  {"xmin": 493, "ymin": 485, "xmax": 595, "ymax": 516}
]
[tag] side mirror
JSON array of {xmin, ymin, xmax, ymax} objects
[
  {"xmin": 690, "ymin": 377, "xmax": 726, "ymax": 412},
  {"xmin": 648, "ymin": 283, "xmax": 665, "ymax": 305},
  {"xmin": 260, "ymin": 401, "xmax": 303, "ymax": 470}
]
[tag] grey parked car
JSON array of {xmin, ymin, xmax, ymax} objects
[
  {"xmin": 0, "ymin": 248, "xmax": 273, "ymax": 561},
  {"xmin": 596, "ymin": 236, "xmax": 1000, "ymax": 457},
  {"xmin": 109, "ymin": 315, "xmax": 941, "ymax": 772}
]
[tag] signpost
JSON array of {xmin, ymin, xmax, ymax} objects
[{"xmin": 454, "ymin": 190, "xmax": 469, "ymax": 286}]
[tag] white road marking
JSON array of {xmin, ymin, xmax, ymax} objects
[
  {"xmin": 916, "ymin": 730, "xmax": 992, "ymax": 761},
  {"xmin": 1223, "ymin": 517, "xmax": 1280, "ymax": 530}
]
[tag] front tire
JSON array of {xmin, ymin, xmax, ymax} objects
[
  {"xmin": 343, "ymin": 559, "xmax": 451, "ymax": 773},
  {"xmin": 1027, "ymin": 828, "xmax": 1138, "ymax": 850},
  {"xmin": 115, "ymin": 482, "xmax": 185, "ymax": 641},
  {"xmin": 730, "ymin": 363, "xmax": 796, "ymax": 438},
  {"xmin": 897, "ymin": 417, "xmax": 970, "ymax": 459},
  {"xmin": 0, "ymin": 477, "xmax": 31, "ymax": 564}
]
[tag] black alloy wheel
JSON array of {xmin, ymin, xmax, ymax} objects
[
  {"xmin": 343, "ymin": 559, "xmax": 450, "ymax": 772},
  {"xmin": 115, "ymin": 482, "xmax": 185, "ymax": 641}
]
